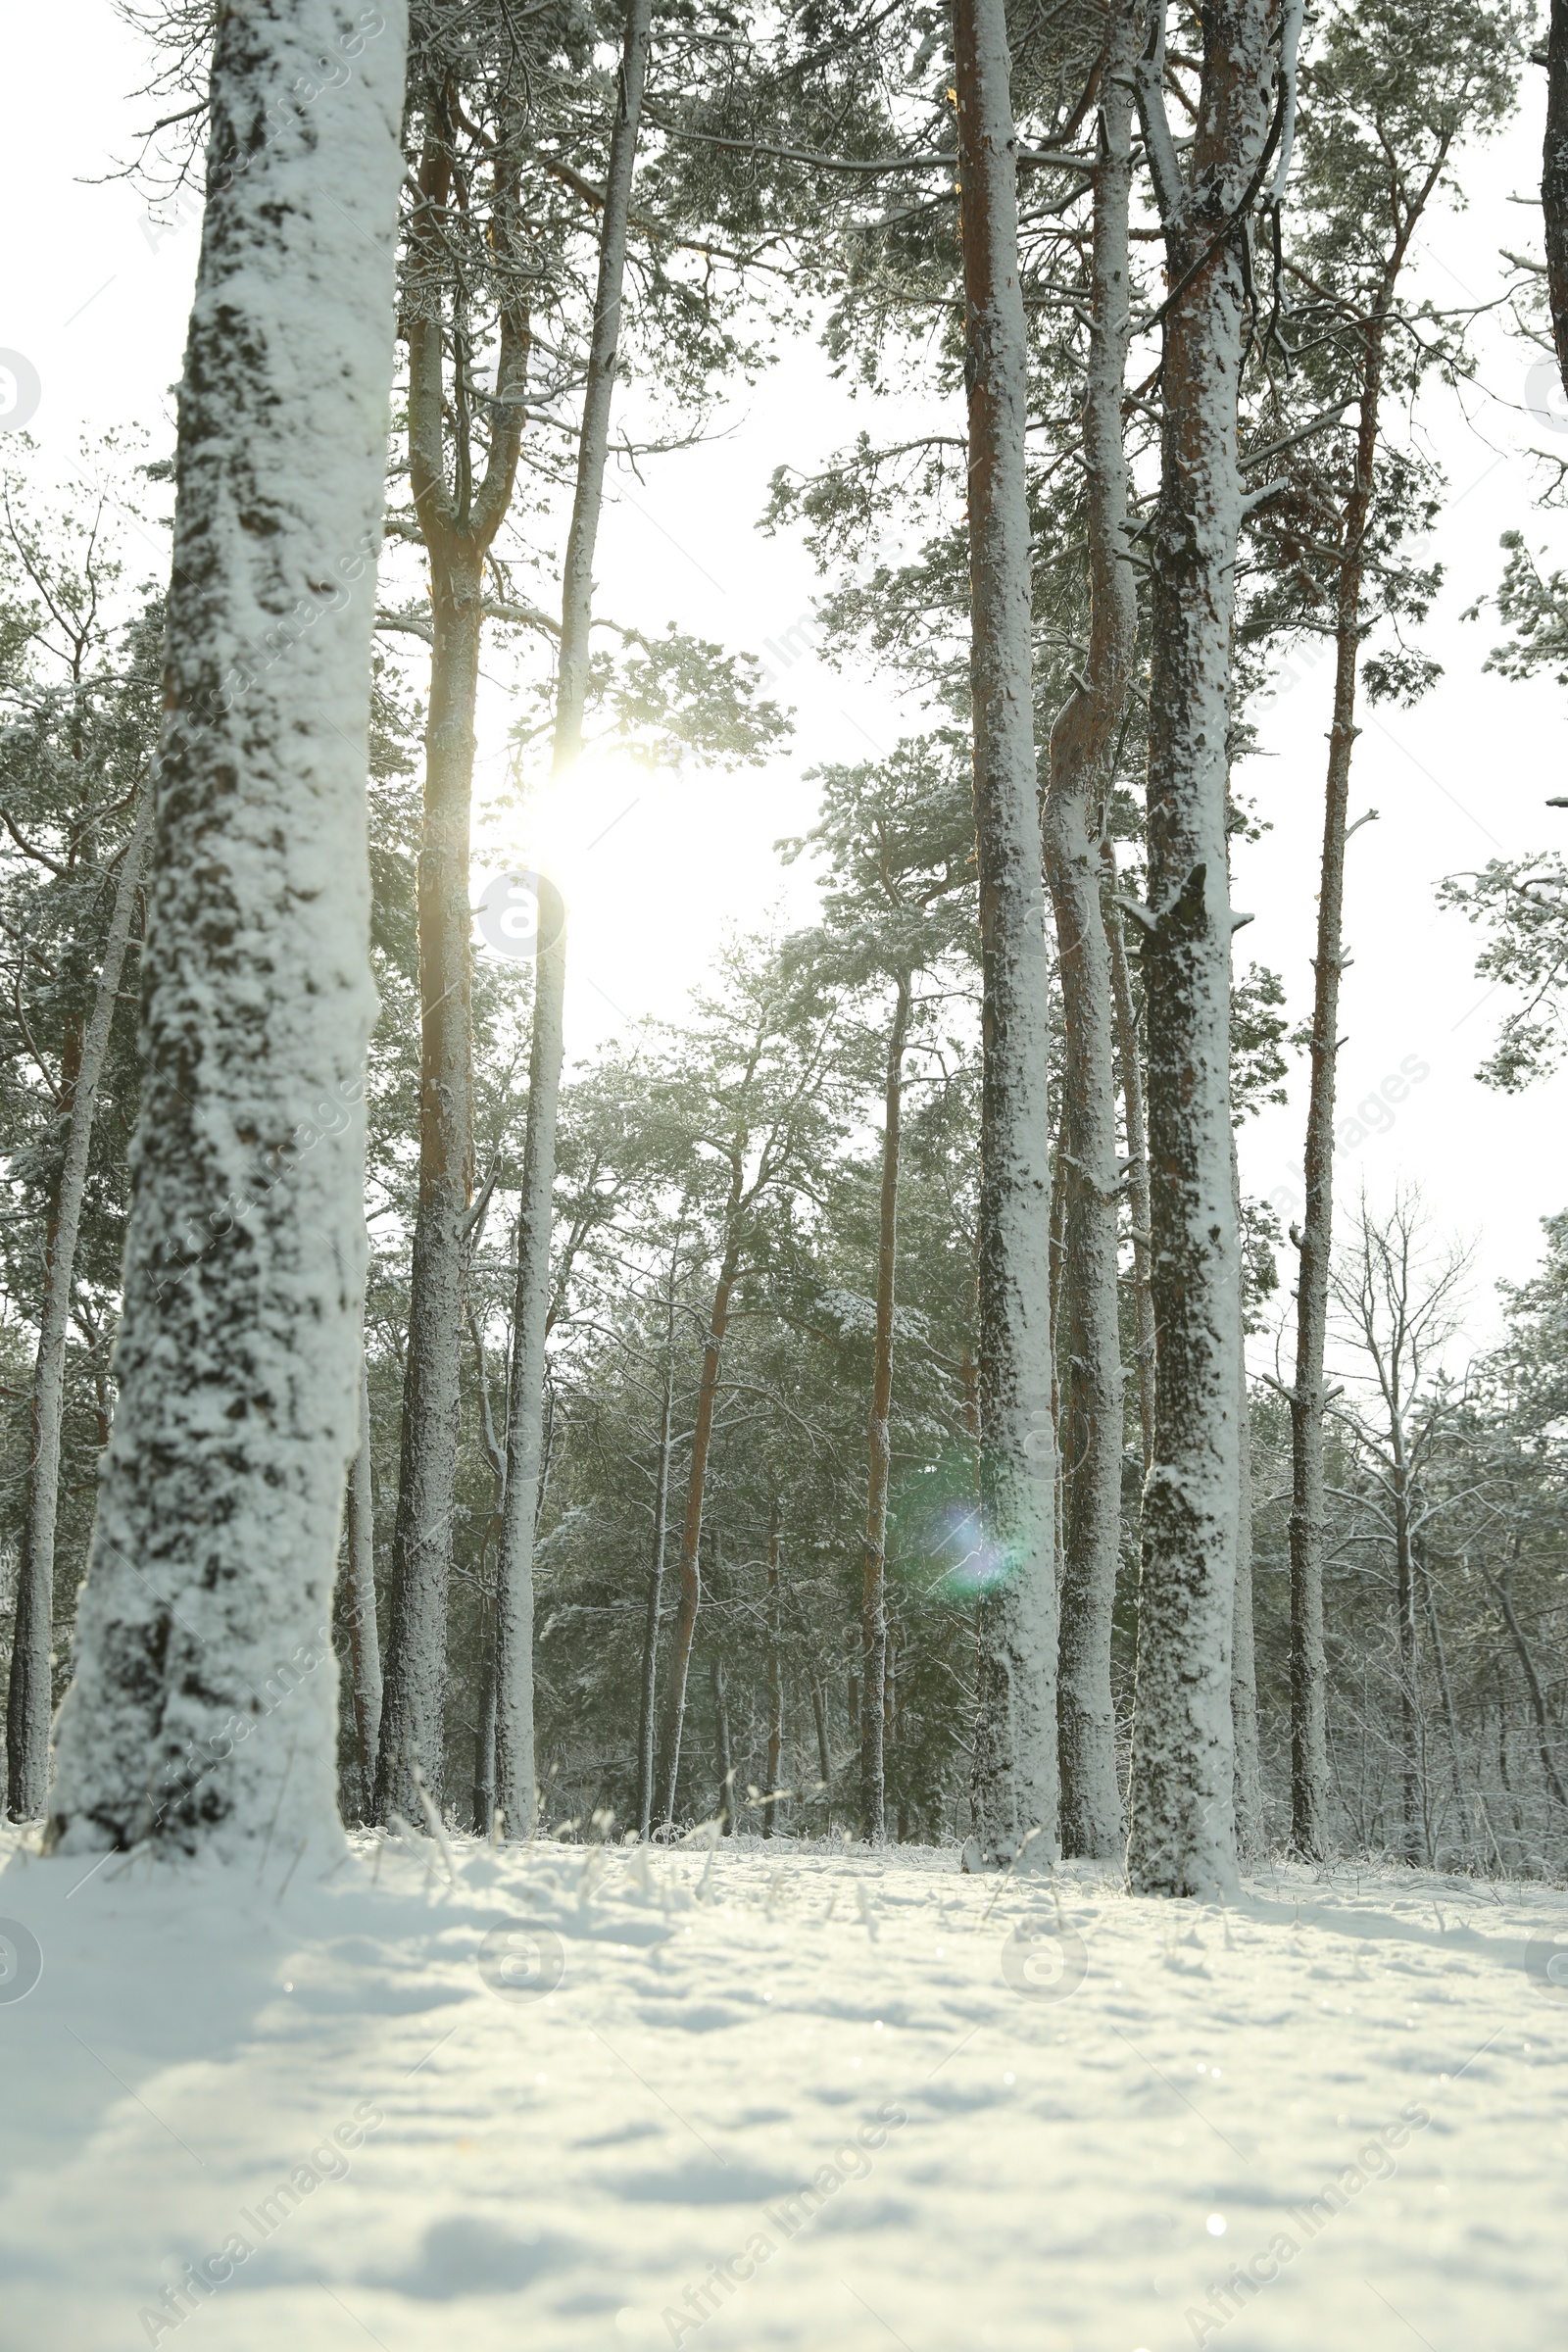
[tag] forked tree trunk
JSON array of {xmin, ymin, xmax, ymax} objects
[
  {"xmin": 7, "ymin": 788, "xmax": 152, "ymax": 1822},
  {"xmin": 1045, "ymin": 18, "xmax": 1138, "ymax": 1862},
  {"xmin": 46, "ymin": 0, "xmax": 407, "ymax": 1857},
  {"xmin": 955, "ymin": 0, "xmax": 1060, "ymax": 1864},
  {"xmin": 343, "ymin": 1353, "xmax": 381, "ymax": 1820},
  {"xmin": 377, "ymin": 74, "xmax": 531, "ymax": 1822},
  {"xmin": 493, "ymin": 0, "xmax": 655, "ymax": 1842},
  {"xmin": 1126, "ymin": 0, "xmax": 1282, "ymax": 1897},
  {"xmin": 860, "ymin": 973, "xmax": 911, "ymax": 1842}
]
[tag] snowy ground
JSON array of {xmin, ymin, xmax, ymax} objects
[{"xmin": 1, "ymin": 1828, "xmax": 1564, "ymax": 2352}]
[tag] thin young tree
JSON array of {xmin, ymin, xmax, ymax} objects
[
  {"xmin": 1278, "ymin": 0, "xmax": 1517, "ymax": 1862},
  {"xmin": 491, "ymin": 0, "xmax": 656, "ymax": 1844},
  {"xmin": 376, "ymin": 7, "xmax": 538, "ymax": 1823},
  {"xmin": 45, "ymin": 0, "xmax": 408, "ymax": 1857},
  {"xmin": 955, "ymin": 0, "xmax": 1062, "ymax": 1863},
  {"xmin": 7, "ymin": 791, "xmax": 152, "ymax": 1822},
  {"xmin": 1124, "ymin": 0, "xmax": 1290, "ymax": 1897},
  {"xmin": 782, "ymin": 738, "xmax": 974, "ymax": 1840}
]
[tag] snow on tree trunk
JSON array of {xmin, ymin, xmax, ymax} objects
[
  {"xmin": 45, "ymin": 0, "xmax": 407, "ymax": 1860},
  {"xmin": 1230, "ymin": 1139, "xmax": 1263, "ymax": 1860},
  {"xmin": 1043, "ymin": 18, "xmax": 1138, "ymax": 1863},
  {"xmin": 955, "ymin": 0, "xmax": 1060, "ymax": 1864},
  {"xmin": 343, "ymin": 1351, "xmax": 381, "ymax": 1821},
  {"xmin": 859, "ymin": 974, "xmax": 910, "ymax": 1844},
  {"xmin": 1126, "ymin": 0, "xmax": 1282, "ymax": 1898},
  {"xmin": 7, "ymin": 789, "xmax": 153, "ymax": 1823},
  {"xmin": 493, "ymin": 0, "xmax": 655, "ymax": 1845},
  {"xmin": 1103, "ymin": 839, "xmax": 1155, "ymax": 1475}
]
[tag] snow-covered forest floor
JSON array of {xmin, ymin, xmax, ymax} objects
[{"xmin": 1, "ymin": 1832, "xmax": 1564, "ymax": 2352}]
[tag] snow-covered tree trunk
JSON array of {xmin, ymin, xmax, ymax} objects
[
  {"xmin": 375, "ymin": 58, "xmax": 531, "ymax": 1825},
  {"xmin": 955, "ymin": 0, "xmax": 1060, "ymax": 1864},
  {"xmin": 1103, "ymin": 841, "xmax": 1155, "ymax": 1475},
  {"xmin": 45, "ymin": 0, "xmax": 407, "ymax": 1860},
  {"xmin": 1230, "ymin": 1141, "xmax": 1263, "ymax": 1860},
  {"xmin": 860, "ymin": 973, "xmax": 911, "ymax": 1843},
  {"xmin": 342, "ymin": 1352, "xmax": 381, "ymax": 1820},
  {"xmin": 493, "ymin": 0, "xmax": 654, "ymax": 1844},
  {"xmin": 7, "ymin": 789, "xmax": 152, "ymax": 1823},
  {"xmin": 1044, "ymin": 18, "xmax": 1138, "ymax": 1863},
  {"xmin": 1126, "ymin": 0, "xmax": 1282, "ymax": 1897}
]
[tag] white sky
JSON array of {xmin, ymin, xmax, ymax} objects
[{"xmin": 5, "ymin": 3, "xmax": 1566, "ymax": 1356}]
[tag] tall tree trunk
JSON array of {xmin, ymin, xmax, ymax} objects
[
  {"xmin": 343, "ymin": 1352, "xmax": 381, "ymax": 1821},
  {"xmin": 955, "ymin": 0, "xmax": 1060, "ymax": 1865},
  {"xmin": 710, "ymin": 1649, "xmax": 734, "ymax": 1831},
  {"xmin": 45, "ymin": 0, "xmax": 407, "ymax": 1857},
  {"xmin": 764, "ymin": 1495, "xmax": 784, "ymax": 1840},
  {"xmin": 1287, "ymin": 359, "xmax": 1384, "ymax": 1861},
  {"xmin": 377, "ymin": 74, "xmax": 531, "ymax": 1820},
  {"xmin": 811, "ymin": 1678, "xmax": 832, "ymax": 1812},
  {"xmin": 656, "ymin": 1203, "xmax": 743, "ymax": 1829},
  {"xmin": 1103, "ymin": 843, "xmax": 1155, "ymax": 1476},
  {"xmin": 1125, "ymin": 0, "xmax": 1282, "ymax": 1899},
  {"xmin": 1392, "ymin": 1455, "xmax": 1423, "ymax": 1857},
  {"xmin": 1045, "ymin": 20, "xmax": 1138, "ymax": 1863},
  {"xmin": 493, "ymin": 0, "xmax": 655, "ymax": 1843},
  {"xmin": 1230, "ymin": 1135, "xmax": 1263, "ymax": 1860},
  {"xmin": 8, "ymin": 789, "xmax": 152, "ymax": 1822},
  {"xmin": 860, "ymin": 973, "xmax": 911, "ymax": 1842},
  {"xmin": 636, "ymin": 1245, "xmax": 680, "ymax": 1840},
  {"xmin": 1546, "ymin": 0, "xmax": 1568, "ymax": 401},
  {"xmin": 1491, "ymin": 1556, "xmax": 1568, "ymax": 1811}
]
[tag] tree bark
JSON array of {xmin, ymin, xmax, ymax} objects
[
  {"xmin": 955, "ymin": 0, "xmax": 1060, "ymax": 1864},
  {"xmin": 1044, "ymin": 19, "xmax": 1138, "ymax": 1862},
  {"xmin": 656, "ymin": 1203, "xmax": 743, "ymax": 1829},
  {"xmin": 860, "ymin": 973, "xmax": 911, "ymax": 1842},
  {"xmin": 45, "ymin": 0, "xmax": 407, "ymax": 1858},
  {"xmin": 1230, "ymin": 1137, "xmax": 1263, "ymax": 1861},
  {"xmin": 1492, "ymin": 1559, "xmax": 1568, "ymax": 1811},
  {"xmin": 343, "ymin": 1352, "xmax": 381, "ymax": 1822},
  {"xmin": 8, "ymin": 788, "xmax": 152, "ymax": 1822},
  {"xmin": 1126, "ymin": 0, "xmax": 1282, "ymax": 1897},
  {"xmin": 1103, "ymin": 843, "xmax": 1155, "ymax": 1476},
  {"xmin": 710, "ymin": 1649, "xmax": 734, "ymax": 1830},
  {"xmin": 1287, "ymin": 356, "xmax": 1384, "ymax": 1861},
  {"xmin": 1546, "ymin": 0, "xmax": 1568, "ymax": 402},
  {"xmin": 636, "ymin": 1241, "xmax": 680, "ymax": 1840},
  {"xmin": 377, "ymin": 71, "xmax": 531, "ymax": 1822},
  {"xmin": 493, "ymin": 0, "xmax": 655, "ymax": 1842},
  {"xmin": 765, "ymin": 1494, "xmax": 784, "ymax": 1840}
]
